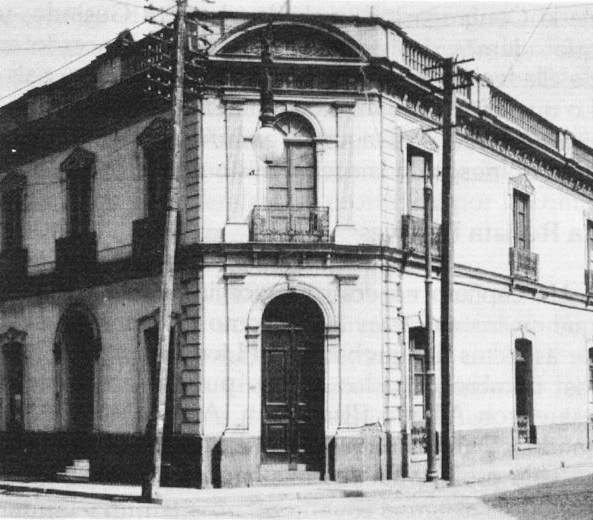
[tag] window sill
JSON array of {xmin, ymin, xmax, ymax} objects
[{"xmin": 517, "ymin": 443, "xmax": 537, "ymax": 451}]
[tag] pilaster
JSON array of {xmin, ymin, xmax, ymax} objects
[
  {"xmin": 334, "ymin": 101, "xmax": 358, "ymax": 245},
  {"xmin": 223, "ymin": 97, "xmax": 249, "ymax": 242}
]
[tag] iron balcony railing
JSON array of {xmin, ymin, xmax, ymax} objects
[
  {"xmin": 251, "ymin": 206, "xmax": 330, "ymax": 243},
  {"xmin": 131, "ymin": 215, "xmax": 170, "ymax": 271},
  {"xmin": 401, "ymin": 214, "xmax": 441, "ymax": 257},
  {"xmin": 516, "ymin": 415, "xmax": 531, "ymax": 445},
  {"xmin": 0, "ymin": 246, "xmax": 28, "ymax": 290},
  {"xmin": 55, "ymin": 231, "xmax": 97, "ymax": 277},
  {"xmin": 509, "ymin": 247, "xmax": 538, "ymax": 282}
]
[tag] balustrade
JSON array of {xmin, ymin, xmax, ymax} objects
[
  {"xmin": 509, "ymin": 247, "xmax": 538, "ymax": 282},
  {"xmin": 251, "ymin": 206, "xmax": 329, "ymax": 243},
  {"xmin": 401, "ymin": 214, "xmax": 441, "ymax": 257}
]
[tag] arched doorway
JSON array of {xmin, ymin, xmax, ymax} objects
[
  {"xmin": 261, "ymin": 293, "xmax": 324, "ymax": 470},
  {"xmin": 55, "ymin": 308, "xmax": 99, "ymax": 432}
]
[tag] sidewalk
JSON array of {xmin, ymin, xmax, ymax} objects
[{"xmin": 1, "ymin": 464, "xmax": 593, "ymax": 506}]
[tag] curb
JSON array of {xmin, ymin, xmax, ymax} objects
[
  {"xmin": 0, "ymin": 483, "xmax": 141, "ymax": 503},
  {"xmin": 0, "ymin": 482, "xmax": 405, "ymax": 505}
]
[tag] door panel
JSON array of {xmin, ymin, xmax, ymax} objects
[{"xmin": 262, "ymin": 324, "xmax": 323, "ymax": 468}]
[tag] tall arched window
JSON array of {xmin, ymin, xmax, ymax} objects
[
  {"xmin": 266, "ymin": 113, "xmax": 316, "ymax": 207},
  {"xmin": 0, "ymin": 327, "xmax": 27, "ymax": 432}
]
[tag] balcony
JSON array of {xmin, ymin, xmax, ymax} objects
[
  {"xmin": 509, "ymin": 247, "xmax": 538, "ymax": 282},
  {"xmin": 401, "ymin": 214, "xmax": 441, "ymax": 257},
  {"xmin": 132, "ymin": 216, "xmax": 167, "ymax": 271},
  {"xmin": 251, "ymin": 206, "xmax": 329, "ymax": 244},
  {"xmin": 516, "ymin": 415, "xmax": 530, "ymax": 445},
  {"xmin": 55, "ymin": 231, "xmax": 97, "ymax": 280},
  {"xmin": 0, "ymin": 247, "xmax": 28, "ymax": 291}
]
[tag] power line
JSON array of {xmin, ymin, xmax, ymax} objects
[
  {"xmin": 395, "ymin": 1, "xmax": 593, "ymax": 25},
  {"xmin": 96, "ymin": 0, "xmax": 148, "ymax": 8},
  {"xmin": 0, "ymin": 2, "xmax": 177, "ymax": 104},
  {"xmin": 502, "ymin": 2, "xmax": 552, "ymax": 86},
  {"xmin": 0, "ymin": 44, "xmax": 102, "ymax": 51}
]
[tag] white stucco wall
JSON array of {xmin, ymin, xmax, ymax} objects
[
  {"xmin": 3, "ymin": 114, "xmax": 170, "ymax": 275},
  {"xmin": 0, "ymin": 276, "xmax": 180, "ymax": 434},
  {"xmin": 200, "ymin": 265, "xmax": 384, "ymax": 438}
]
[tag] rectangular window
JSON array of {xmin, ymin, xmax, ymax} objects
[
  {"xmin": 4, "ymin": 343, "xmax": 24, "ymax": 432},
  {"xmin": 409, "ymin": 327, "xmax": 427, "ymax": 455},
  {"xmin": 145, "ymin": 139, "xmax": 172, "ymax": 220},
  {"xmin": 589, "ymin": 348, "xmax": 593, "ymax": 411},
  {"xmin": 515, "ymin": 339, "xmax": 535, "ymax": 444},
  {"xmin": 67, "ymin": 169, "xmax": 91, "ymax": 236},
  {"xmin": 587, "ymin": 220, "xmax": 593, "ymax": 273},
  {"xmin": 2, "ymin": 189, "xmax": 23, "ymax": 251},
  {"xmin": 407, "ymin": 146, "xmax": 432, "ymax": 219},
  {"xmin": 513, "ymin": 190, "xmax": 530, "ymax": 251}
]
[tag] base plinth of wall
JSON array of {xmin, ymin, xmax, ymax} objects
[
  {"xmin": 220, "ymin": 431, "xmax": 259, "ymax": 488},
  {"xmin": 454, "ymin": 423, "xmax": 592, "ymax": 483},
  {"xmin": 333, "ymin": 424, "xmax": 383, "ymax": 483},
  {"xmin": 0, "ymin": 432, "xmax": 201, "ymax": 487}
]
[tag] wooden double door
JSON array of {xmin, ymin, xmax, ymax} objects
[{"xmin": 261, "ymin": 294, "xmax": 324, "ymax": 469}]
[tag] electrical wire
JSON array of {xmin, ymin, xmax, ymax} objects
[
  {"xmin": 0, "ymin": 44, "xmax": 102, "ymax": 51},
  {"xmin": 502, "ymin": 2, "xmax": 552, "ymax": 86},
  {"xmin": 394, "ymin": 1, "xmax": 593, "ymax": 25},
  {"xmin": 0, "ymin": 2, "xmax": 177, "ymax": 104},
  {"xmin": 99, "ymin": 0, "xmax": 147, "ymax": 7}
]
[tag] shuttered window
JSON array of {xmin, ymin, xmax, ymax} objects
[
  {"xmin": 513, "ymin": 190, "xmax": 530, "ymax": 251},
  {"xmin": 2, "ymin": 188, "xmax": 23, "ymax": 250},
  {"xmin": 67, "ymin": 169, "xmax": 91, "ymax": 236},
  {"xmin": 266, "ymin": 114, "xmax": 316, "ymax": 207},
  {"xmin": 407, "ymin": 147, "xmax": 432, "ymax": 219},
  {"xmin": 145, "ymin": 138, "xmax": 172, "ymax": 220}
]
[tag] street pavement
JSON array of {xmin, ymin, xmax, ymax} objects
[{"xmin": 1, "ymin": 466, "xmax": 593, "ymax": 519}]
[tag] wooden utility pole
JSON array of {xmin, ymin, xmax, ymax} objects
[
  {"xmin": 440, "ymin": 57, "xmax": 456, "ymax": 484},
  {"xmin": 424, "ymin": 165, "xmax": 437, "ymax": 482},
  {"xmin": 142, "ymin": 0, "xmax": 188, "ymax": 503}
]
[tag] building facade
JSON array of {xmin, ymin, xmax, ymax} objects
[{"xmin": 1, "ymin": 10, "xmax": 593, "ymax": 487}]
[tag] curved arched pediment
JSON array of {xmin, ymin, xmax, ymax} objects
[{"xmin": 216, "ymin": 22, "xmax": 367, "ymax": 61}]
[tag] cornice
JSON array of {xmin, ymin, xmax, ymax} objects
[{"xmin": 2, "ymin": 242, "xmax": 593, "ymax": 315}]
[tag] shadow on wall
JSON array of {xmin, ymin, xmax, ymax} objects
[{"xmin": 211, "ymin": 439, "xmax": 221, "ymax": 488}]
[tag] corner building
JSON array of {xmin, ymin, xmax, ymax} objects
[{"xmin": 1, "ymin": 11, "xmax": 593, "ymax": 487}]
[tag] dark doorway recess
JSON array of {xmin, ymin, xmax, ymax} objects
[
  {"xmin": 62, "ymin": 311, "xmax": 96, "ymax": 433},
  {"xmin": 261, "ymin": 293, "xmax": 325, "ymax": 470}
]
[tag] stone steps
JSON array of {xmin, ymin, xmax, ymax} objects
[
  {"xmin": 56, "ymin": 459, "xmax": 89, "ymax": 483},
  {"xmin": 254, "ymin": 466, "xmax": 321, "ymax": 486}
]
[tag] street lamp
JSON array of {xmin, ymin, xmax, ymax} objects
[{"xmin": 251, "ymin": 23, "xmax": 284, "ymax": 165}]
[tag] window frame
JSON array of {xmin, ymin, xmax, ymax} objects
[
  {"xmin": 406, "ymin": 145, "xmax": 433, "ymax": 219},
  {"xmin": 143, "ymin": 137, "xmax": 173, "ymax": 221},
  {"xmin": 266, "ymin": 113, "xmax": 317, "ymax": 208},
  {"xmin": 514, "ymin": 338, "xmax": 536, "ymax": 445},
  {"xmin": 1, "ymin": 187, "xmax": 24, "ymax": 251},
  {"xmin": 0, "ymin": 328, "xmax": 27, "ymax": 433},
  {"xmin": 66, "ymin": 167, "xmax": 92, "ymax": 237},
  {"xmin": 137, "ymin": 311, "xmax": 180, "ymax": 435},
  {"xmin": 588, "ymin": 348, "xmax": 593, "ymax": 410},
  {"xmin": 3, "ymin": 342, "xmax": 24, "ymax": 432},
  {"xmin": 513, "ymin": 189, "xmax": 531, "ymax": 251}
]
